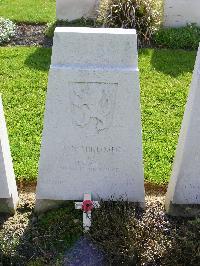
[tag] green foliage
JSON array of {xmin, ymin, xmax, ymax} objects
[
  {"xmin": 154, "ymin": 24, "xmax": 200, "ymax": 50},
  {"xmin": 0, "ymin": 47, "xmax": 51, "ymax": 180},
  {"xmin": 45, "ymin": 18, "xmax": 96, "ymax": 38},
  {"xmin": 0, "ymin": 17, "xmax": 15, "ymax": 44},
  {"xmin": 162, "ymin": 218, "xmax": 200, "ymax": 265},
  {"xmin": 37, "ymin": 205, "xmax": 82, "ymax": 251},
  {"xmin": 45, "ymin": 20, "xmax": 58, "ymax": 38},
  {"xmin": 0, "ymin": 0, "xmax": 56, "ymax": 23},
  {"xmin": 0, "ymin": 201, "xmax": 82, "ymax": 265},
  {"xmin": 139, "ymin": 49, "xmax": 196, "ymax": 183},
  {"xmin": 97, "ymin": 0, "xmax": 162, "ymax": 45},
  {"xmin": 0, "ymin": 48, "xmax": 196, "ymax": 183}
]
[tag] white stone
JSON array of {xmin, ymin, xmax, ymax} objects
[
  {"xmin": 164, "ymin": 0, "xmax": 200, "ymax": 28},
  {"xmin": 56, "ymin": 0, "xmax": 99, "ymax": 21},
  {"xmin": 0, "ymin": 96, "xmax": 18, "ymax": 214},
  {"xmin": 165, "ymin": 44, "xmax": 200, "ymax": 216},
  {"xmin": 35, "ymin": 27, "xmax": 145, "ymax": 213}
]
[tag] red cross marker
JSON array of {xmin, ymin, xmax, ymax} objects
[{"xmin": 75, "ymin": 193, "xmax": 100, "ymax": 232}]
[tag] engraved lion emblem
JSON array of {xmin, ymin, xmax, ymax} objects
[{"xmin": 70, "ymin": 82, "xmax": 117, "ymax": 133}]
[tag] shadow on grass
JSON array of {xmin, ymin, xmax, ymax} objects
[
  {"xmin": 0, "ymin": 196, "xmax": 82, "ymax": 265},
  {"xmin": 150, "ymin": 49, "xmax": 196, "ymax": 77},
  {"xmin": 24, "ymin": 47, "xmax": 52, "ymax": 71},
  {"xmin": 25, "ymin": 47, "xmax": 196, "ymax": 78}
]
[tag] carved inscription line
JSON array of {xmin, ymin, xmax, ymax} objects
[
  {"xmin": 72, "ymin": 82, "xmax": 118, "ymax": 85},
  {"xmin": 69, "ymin": 145, "xmax": 122, "ymax": 154}
]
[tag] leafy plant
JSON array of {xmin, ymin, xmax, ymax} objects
[
  {"xmin": 45, "ymin": 18, "xmax": 96, "ymax": 38},
  {"xmin": 0, "ymin": 17, "xmax": 16, "ymax": 44},
  {"xmin": 97, "ymin": 0, "xmax": 162, "ymax": 45},
  {"xmin": 153, "ymin": 24, "xmax": 200, "ymax": 50}
]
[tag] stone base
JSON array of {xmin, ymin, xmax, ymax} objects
[
  {"xmin": 0, "ymin": 197, "xmax": 18, "ymax": 214},
  {"xmin": 35, "ymin": 199, "xmax": 145, "ymax": 214},
  {"xmin": 165, "ymin": 202, "xmax": 200, "ymax": 217}
]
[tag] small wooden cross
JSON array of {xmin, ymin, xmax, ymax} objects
[{"xmin": 75, "ymin": 193, "xmax": 100, "ymax": 232}]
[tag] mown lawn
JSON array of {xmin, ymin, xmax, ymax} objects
[
  {"xmin": 0, "ymin": 0, "xmax": 55, "ymax": 23},
  {"xmin": 0, "ymin": 47, "xmax": 196, "ymax": 183},
  {"xmin": 0, "ymin": 47, "xmax": 50, "ymax": 180},
  {"xmin": 139, "ymin": 49, "xmax": 196, "ymax": 183}
]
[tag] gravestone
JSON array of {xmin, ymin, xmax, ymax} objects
[
  {"xmin": 164, "ymin": 0, "xmax": 200, "ymax": 27},
  {"xmin": 56, "ymin": 0, "xmax": 99, "ymax": 21},
  {"xmin": 165, "ymin": 44, "xmax": 200, "ymax": 217},
  {"xmin": 35, "ymin": 27, "xmax": 145, "ymax": 213},
  {"xmin": 0, "ymin": 96, "xmax": 18, "ymax": 214}
]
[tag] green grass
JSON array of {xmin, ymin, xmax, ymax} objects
[
  {"xmin": 154, "ymin": 24, "xmax": 200, "ymax": 50},
  {"xmin": 0, "ymin": 202, "xmax": 82, "ymax": 265},
  {"xmin": 140, "ymin": 49, "xmax": 196, "ymax": 183},
  {"xmin": 0, "ymin": 47, "xmax": 196, "ymax": 183},
  {"xmin": 0, "ymin": 0, "xmax": 56, "ymax": 23},
  {"xmin": 0, "ymin": 47, "xmax": 50, "ymax": 180}
]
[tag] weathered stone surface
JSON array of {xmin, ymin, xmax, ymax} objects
[
  {"xmin": 0, "ymin": 96, "xmax": 18, "ymax": 214},
  {"xmin": 35, "ymin": 27, "xmax": 145, "ymax": 213},
  {"xmin": 56, "ymin": 0, "xmax": 99, "ymax": 21},
  {"xmin": 165, "ymin": 44, "xmax": 200, "ymax": 217},
  {"xmin": 164, "ymin": 0, "xmax": 200, "ymax": 27}
]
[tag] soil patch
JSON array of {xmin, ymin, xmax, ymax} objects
[
  {"xmin": 3, "ymin": 22, "xmax": 152, "ymax": 48},
  {"xmin": 6, "ymin": 24, "xmax": 53, "ymax": 47}
]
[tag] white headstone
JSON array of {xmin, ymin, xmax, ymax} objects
[
  {"xmin": 35, "ymin": 27, "xmax": 145, "ymax": 213},
  {"xmin": 0, "ymin": 96, "xmax": 18, "ymax": 214},
  {"xmin": 56, "ymin": 0, "xmax": 99, "ymax": 21},
  {"xmin": 165, "ymin": 44, "xmax": 200, "ymax": 216},
  {"xmin": 164, "ymin": 0, "xmax": 200, "ymax": 28}
]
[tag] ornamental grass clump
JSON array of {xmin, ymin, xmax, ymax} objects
[
  {"xmin": 0, "ymin": 17, "xmax": 16, "ymax": 44},
  {"xmin": 98, "ymin": 0, "xmax": 162, "ymax": 45}
]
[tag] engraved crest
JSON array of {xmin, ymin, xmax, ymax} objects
[{"xmin": 70, "ymin": 82, "xmax": 117, "ymax": 134}]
